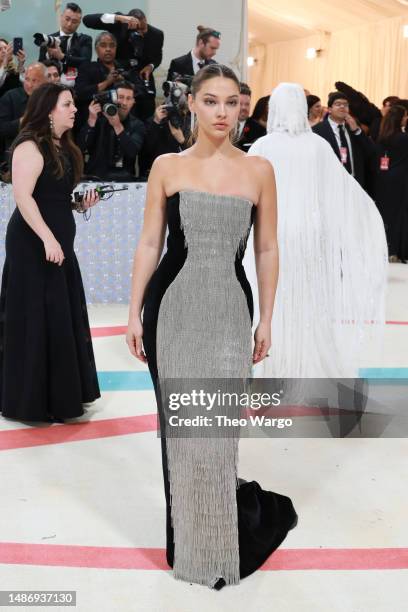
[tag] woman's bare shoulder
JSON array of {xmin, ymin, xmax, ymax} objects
[{"xmin": 13, "ymin": 139, "xmax": 43, "ymax": 157}]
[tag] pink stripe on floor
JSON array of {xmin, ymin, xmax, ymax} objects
[
  {"xmin": 0, "ymin": 415, "xmax": 158, "ymax": 451},
  {"xmin": 0, "ymin": 407, "xmax": 347, "ymax": 451},
  {"xmin": 0, "ymin": 543, "xmax": 407, "ymax": 571},
  {"xmin": 91, "ymin": 326, "xmax": 127, "ymax": 338},
  {"xmin": 386, "ymin": 320, "xmax": 408, "ymax": 325}
]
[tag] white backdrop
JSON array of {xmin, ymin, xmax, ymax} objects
[{"xmin": 146, "ymin": 0, "xmax": 248, "ymax": 88}]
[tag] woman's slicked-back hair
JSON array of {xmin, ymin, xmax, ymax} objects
[
  {"xmin": 188, "ymin": 64, "xmax": 240, "ymax": 146},
  {"xmin": 10, "ymin": 82, "xmax": 83, "ymax": 184},
  {"xmin": 190, "ymin": 63, "xmax": 239, "ymax": 98}
]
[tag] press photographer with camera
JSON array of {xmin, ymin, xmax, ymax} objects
[
  {"xmin": 74, "ymin": 32, "xmax": 126, "ymax": 130},
  {"xmin": 43, "ymin": 60, "xmax": 62, "ymax": 83},
  {"xmin": 77, "ymin": 81, "xmax": 145, "ymax": 181},
  {"xmin": 82, "ymin": 8, "xmax": 163, "ymax": 120},
  {"xmin": 35, "ymin": 3, "xmax": 92, "ymax": 87},
  {"xmin": 139, "ymin": 82, "xmax": 190, "ymax": 178},
  {"xmin": 166, "ymin": 26, "xmax": 220, "ymax": 81},
  {"xmin": 0, "ymin": 62, "xmax": 47, "ymax": 164}
]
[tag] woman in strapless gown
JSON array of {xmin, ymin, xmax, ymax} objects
[{"xmin": 127, "ymin": 65, "xmax": 297, "ymax": 589}]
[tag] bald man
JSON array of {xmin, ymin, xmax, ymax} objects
[{"xmin": 0, "ymin": 63, "xmax": 47, "ymax": 162}]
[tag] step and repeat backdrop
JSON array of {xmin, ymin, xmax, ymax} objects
[{"xmin": 0, "ymin": 181, "xmax": 147, "ymax": 303}]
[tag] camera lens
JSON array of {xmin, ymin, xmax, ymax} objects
[{"xmin": 103, "ymin": 103, "xmax": 118, "ymax": 116}]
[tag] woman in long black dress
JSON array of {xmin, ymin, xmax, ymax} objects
[
  {"xmin": 374, "ymin": 104, "xmax": 408, "ymax": 262},
  {"xmin": 126, "ymin": 65, "xmax": 297, "ymax": 589},
  {"xmin": 0, "ymin": 82, "xmax": 100, "ymax": 422}
]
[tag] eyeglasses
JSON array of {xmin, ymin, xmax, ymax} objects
[
  {"xmin": 332, "ymin": 102, "xmax": 349, "ymax": 108},
  {"xmin": 210, "ymin": 30, "xmax": 221, "ymax": 39}
]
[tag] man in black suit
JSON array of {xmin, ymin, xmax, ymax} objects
[
  {"xmin": 37, "ymin": 3, "xmax": 92, "ymax": 87},
  {"xmin": 312, "ymin": 91, "xmax": 376, "ymax": 193},
  {"xmin": 77, "ymin": 81, "xmax": 146, "ymax": 181},
  {"xmin": 83, "ymin": 8, "xmax": 164, "ymax": 119},
  {"xmin": 0, "ymin": 62, "xmax": 47, "ymax": 164},
  {"xmin": 166, "ymin": 26, "xmax": 220, "ymax": 80},
  {"xmin": 74, "ymin": 32, "xmax": 127, "ymax": 130},
  {"xmin": 235, "ymin": 82, "xmax": 265, "ymax": 151}
]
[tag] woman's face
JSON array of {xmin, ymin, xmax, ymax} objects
[
  {"xmin": 311, "ymin": 101, "xmax": 322, "ymax": 117},
  {"xmin": 50, "ymin": 90, "xmax": 77, "ymax": 134},
  {"xmin": 189, "ymin": 76, "xmax": 240, "ymax": 140}
]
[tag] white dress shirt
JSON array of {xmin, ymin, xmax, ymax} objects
[
  {"xmin": 328, "ymin": 116, "xmax": 357, "ymax": 176},
  {"xmin": 191, "ymin": 50, "xmax": 205, "ymax": 74}
]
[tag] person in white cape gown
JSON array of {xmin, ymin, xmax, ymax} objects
[{"xmin": 243, "ymin": 83, "xmax": 388, "ymax": 378}]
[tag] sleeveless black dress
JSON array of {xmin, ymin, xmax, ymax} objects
[{"xmin": 0, "ymin": 139, "xmax": 100, "ymax": 421}]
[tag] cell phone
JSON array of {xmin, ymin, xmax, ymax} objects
[{"xmin": 12, "ymin": 37, "xmax": 23, "ymax": 55}]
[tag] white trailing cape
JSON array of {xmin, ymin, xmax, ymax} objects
[{"xmin": 243, "ymin": 83, "xmax": 388, "ymax": 378}]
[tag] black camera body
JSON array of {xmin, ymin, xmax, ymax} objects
[
  {"xmin": 128, "ymin": 30, "xmax": 144, "ymax": 62},
  {"xmin": 93, "ymin": 89, "xmax": 119, "ymax": 117},
  {"xmin": 162, "ymin": 77, "xmax": 190, "ymax": 129},
  {"xmin": 33, "ymin": 33, "xmax": 61, "ymax": 49}
]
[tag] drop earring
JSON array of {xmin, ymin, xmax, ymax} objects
[{"xmin": 49, "ymin": 114, "xmax": 54, "ymax": 132}]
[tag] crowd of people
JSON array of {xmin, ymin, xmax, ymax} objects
[
  {"xmin": 305, "ymin": 87, "xmax": 408, "ymax": 262},
  {"xmin": 0, "ymin": 1, "xmax": 398, "ymax": 593},
  {"xmin": 1, "ymin": 3, "xmax": 404, "ymax": 261},
  {"xmin": 0, "ymin": 3, "xmax": 225, "ymax": 181}
]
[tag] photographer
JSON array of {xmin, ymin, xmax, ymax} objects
[
  {"xmin": 75, "ymin": 32, "xmax": 125, "ymax": 130},
  {"xmin": 77, "ymin": 81, "xmax": 145, "ymax": 181},
  {"xmin": 167, "ymin": 26, "xmax": 220, "ymax": 80},
  {"xmin": 0, "ymin": 62, "xmax": 47, "ymax": 164},
  {"xmin": 82, "ymin": 9, "xmax": 164, "ymax": 119},
  {"xmin": 0, "ymin": 38, "xmax": 26, "ymax": 98},
  {"xmin": 36, "ymin": 3, "xmax": 92, "ymax": 87},
  {"xmin": 43, "ymin": 60, "xmax": 62, "ymax": 83},
  {"xmin": 139, "ymin": 102, "xmax": 190, "ymax": 178}
]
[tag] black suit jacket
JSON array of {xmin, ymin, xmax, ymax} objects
[
  {"xmin": 0, "ymin": 87, "xmax": 28, "ymax": 161},
  {"xmin": 83, "ymin": 13, "xmax": 163, "ymax": 92},
  {"xmin": 38, "ymin": 31, "xmax": 92, "ymax": 71},
  {"xmin": 167, "ymin": 53, "xmax": 216, "ymax": 80},
  {"xmin": 74, "ymin": 59, "xmax": 113, "ymax": 102},
  {"xmin": 312, "ymin": 117, "xmax": 376, "ymax": 191},
  {"xmin": 77, "ymin": 113, "xmax": 146, "ymax": 179},
  {"xmin": 236, "ymin": 117, "xmax": 266, "ymax": 152}
]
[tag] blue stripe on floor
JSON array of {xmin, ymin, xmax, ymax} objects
[
  {"xmin": 96, "ymin": 369, "xmax": 407, "ymax": 392},
  {"xmin": 359, "ymin": 368, "xmax": 408, "ymax": 379},
  {"xmin": 97, "ymin": 371, "xmax": 153, "ymax": 391}
]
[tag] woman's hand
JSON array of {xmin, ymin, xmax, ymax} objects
[
  {"xmin": 44, "ymin": 236, "xmax": 65, "ymax": 266},
  {"xmin": 252, "ymin": 320, "xmax": 271, "ymax": 364},
  {"xmin": 126, "ymin": 317, "xmax": 147, "ymax": 363},
  {"xmin": 82, "ymin": 188, "xmax": 100, "ymax": 209}
]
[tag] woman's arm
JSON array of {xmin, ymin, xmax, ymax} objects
[
  {"xmin": 126, "ymin": 155, "xmax": 169, "ymax": 361},
  {"xmin": 12, "ymin": 141, "xmax": 65, "ymax": 265},
  {"xmin": 252, "ymin": 157, "xmax": 279, "ymax": 364}
]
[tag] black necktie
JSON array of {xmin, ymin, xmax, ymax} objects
[
  {"xmin": 338, "ymin": 124, "xmax": 352, "ymax": 174},
  {"xmin": 59, "ymin": 35, "xmax": 70, "ymax": 53},
  {"xmin": 197, "ymin": 61, "xmax": 205, "ymax": 70}
]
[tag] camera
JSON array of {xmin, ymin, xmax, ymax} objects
[
  {"xmin": 128, "ymin": 30, "xmax": 144, "ymax": 62},
  {"xmin": 162, "ymin": 77, "xmax": 190, "ymax": 129},
  {"xmin": 93, "ymin": 89, "xmax": 119, "ymax": 117},
  {"xmin": 33, "ymin": 33, "xmax": 61, "ymax": 49}
]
